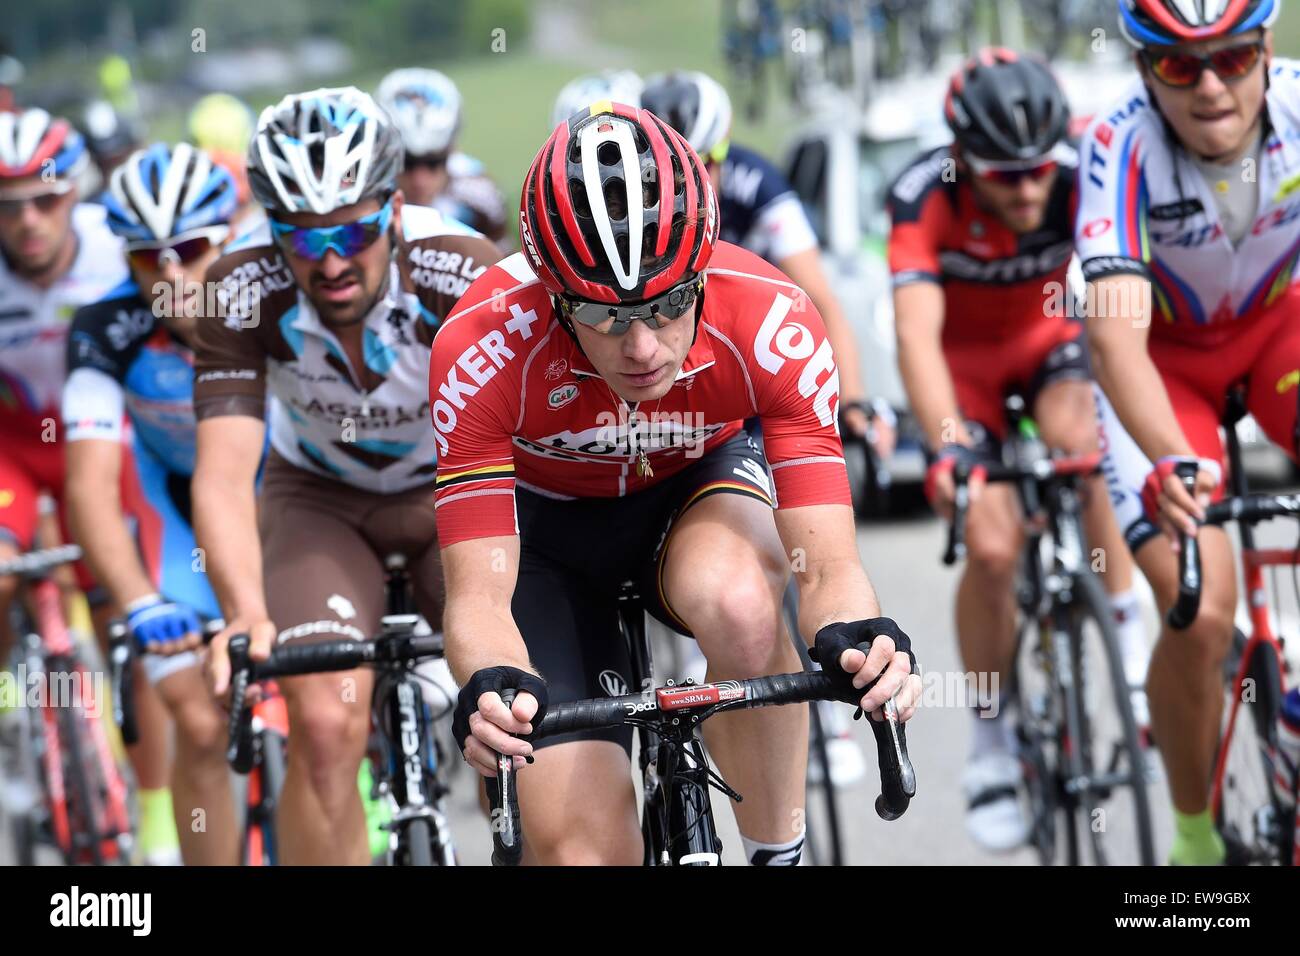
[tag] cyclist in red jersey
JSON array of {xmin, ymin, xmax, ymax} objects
[
  {"xmin": 889, "ymin": 50, "xmax": 1148, "ymax": 851},
  {"xmin": 0, "ymin": 110, "xmax": 128, "ymax": 658},
  {"xmin": 1081, "ymin": 0, "xmax": 1299, "ymax": 865},
  {"xmin": 436, "ymin": 103, "xmax": 920, "ymax": 865}
]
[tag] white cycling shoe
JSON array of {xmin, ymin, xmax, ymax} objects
[
  {"xmin": 963, "ymin": 750, "xmax": 1030, "ymax": 852},
  {"xmin": 807, "ymin": 701, "xmax": 867, "ymax": 788}
]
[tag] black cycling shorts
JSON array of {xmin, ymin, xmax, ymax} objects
[{"xmin": 513, "ymin": 430, "xmax": 774, "ymax": 754}]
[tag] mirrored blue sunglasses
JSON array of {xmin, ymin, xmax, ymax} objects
[{"xmin": 270, "ymin": 201, "xmax": 393, "ymax": 260}]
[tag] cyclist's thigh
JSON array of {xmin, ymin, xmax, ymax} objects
[
  {"xmin": 260, "ymin": 461, "xmax": 383, "ymax": 731},
  {"xmin": 511, "ymin": 538, "xmax": 634, "ymax": 755},
  {"xmin": 657, "ymin": 488, "xmax": 787, "ymax": 637},
  {"xmin": 1098, "ymin": 370, "xmax": 1225, "ymax": 556},
  {"xmin": 1032, "ymin": 349, "xmax": 1100, "ymax": 454},
  {"xmin": 1244, "ymin": 296, "xmax": 1300, "ymax": 462},
  {"xmin": 0, "ymin": 442, "xmax": 43, "ymax": 557}
]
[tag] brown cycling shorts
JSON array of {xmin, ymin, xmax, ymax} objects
[{"xmin": 258, "ymin": 452, "xmax": 444, "ymax": 647}]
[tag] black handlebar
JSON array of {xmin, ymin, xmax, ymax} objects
[
  {"xmin": 943, "ymin": 454, "xmax": 1101, "ymax": 567},
  {"xmin": 221, "ymin": 631, "xmax": 444, "ymax": 774},
  {"xmin": 1166, "ymin": 461, "xmax": 1203, "ymax": 631},
  {"xmin": 487, "ymin": 669, "xmax": 917, "ymax": 864},
  {"xmin": 1167, "ymin": 488, "xmax": 1300, "ymax": 630},
  {"xmin": 226, "ymin": 634, "xmax": 256, "ymax": 774},
  {"xmin": 490, "ymin": 689, "xmax": 525, "ymax": 867}
]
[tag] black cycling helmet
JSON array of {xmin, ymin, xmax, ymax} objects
[{"xmin": 944, "ymin": 48, "xmax": 1070, "ymax": 162}]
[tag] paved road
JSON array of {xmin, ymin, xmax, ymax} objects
[{"xmin": 5, "ymin": 485, "xmax": 1298, "ymax": 865}]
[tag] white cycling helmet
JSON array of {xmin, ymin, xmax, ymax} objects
[
  {"xmin": 375, "ymin": 67, "xmax": 462, "ymax": 157},
  {"xmin": 640, "ymin": 71, "xmax": 733, "ymax": 160},
  {"xmin": 247, "ymin": 87, "xmax": 403, "ymax": 215},
  {"xmin": 103, "ymin": 142, "xmax": 237, "ymax": 242},
  {"xmin": 550, "ymin": 70, "xmax": 644, "ymax": 128}
]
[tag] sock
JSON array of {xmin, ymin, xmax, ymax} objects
[
  {"xmin": 1168, "ymin": 809, "xmax": 1225, "ymax": 866},
  {"xmin": 136, "ymin": 787, "xmax": 179, "ymax": 856},
  {"xmin": 741, "ymin": 830, "xmax": 804, "ymax": 866},
  {"xmin": 1109, "ymin": 589, "xmax": 1150, "ymax": 686},
  {"xmin": 970, "ymin": 696, "xmax": 1015, "ymax": 756}
]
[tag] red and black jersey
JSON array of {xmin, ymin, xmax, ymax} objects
[
  {"xmin": 429, "ymin": 242, "xmax": 851, "ymax": 548},
  {"xmin": 887, "ymin": 145, "xmax": 1078, "ymax": 345}
]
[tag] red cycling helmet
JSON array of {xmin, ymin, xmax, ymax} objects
[
  {"xmin": 0, "ymin": 108, "xmax": 88, "ymax": 180},
  {"xmin": 1118, "ymin": 0, "xmax": 1278, "ymax": 47},
  {"xmin": 520, "ymin": 102, "xmax": 718, "ymax": 304}
]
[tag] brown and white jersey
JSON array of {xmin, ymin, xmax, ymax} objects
[{"xmin": 193, "ymin": 204, "xmax": 501, "ymax": 493}]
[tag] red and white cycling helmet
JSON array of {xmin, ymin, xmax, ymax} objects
[
  {"xmin": 0, "ymin": 107, "xmax": 89, "ymax": 181},
  {"xmin": 520, "ymin": 103, "xmax": 718, "ymax": 305},
  {"xmin": 1118, "ymin": 0, "xmax": 1278, "ymax": 47}
]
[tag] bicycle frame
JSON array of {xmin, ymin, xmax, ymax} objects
[
  {"xmin": 28, "ymin": 576, "xmax": 132, "ymax": 864},
  {"xmin": 1208, "ymin": 412, "xmax": 1294, "ymax": 862},
  {"xmin": 617, "ymin": 585, "xmax": 723, "ymax": 866}
]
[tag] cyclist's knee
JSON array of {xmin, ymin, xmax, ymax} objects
[
  {"xmin": 964, "ymin": 526, "xmax": 1019, "ymax": 582},
  {"xmin": 172, "ymin": 695, "xmax": 226, "ymax": 759},
  {"xmin": 531, "ymin": 837, "xmax": 641, "ymax": 866},
  {"xmin": 1161, "ymin": 598, "xmax": 1234, "ymax": 666},
  {"xmin": 687, "ymin": 572, "xmax": 786, "ymax": 676},
  {"xmin": 288, "ymin": 695, "xmax": 368, "ymax": 789}
]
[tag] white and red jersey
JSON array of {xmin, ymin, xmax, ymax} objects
[
  {"xmin": 0, "ymin": 203, "xmax": 129, "ymax": 434},
  {"xmin": 1075, "ymin": 59, "xmax": 1300, "ymax": 346},
  {"xmin": 430, "ymin": 242, "xmax": 851, "ymax": 547}
]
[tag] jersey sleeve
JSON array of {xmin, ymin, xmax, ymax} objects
[
  {"xmin": 429, "ymin": 281, "xmax": 529, "ymax": 547},
  {"xmin": 1075, "ymin": 112, "xmax": 1150, "ymax": 281},
  {"xmin": 404, "ymin": 231, "xmax": 505, "ymax": 344},
  {"xmin": 887, "ymin": 155, "xmax": 951, "ymax": 287},
  {"xmin": 742, "ymin": 288, "xmax": 852, "ymax": 509},
  {"xmin": 62, "ymin": 299, "xmax": 140, "ymax": 444},
  {"xmin": 192, "ymin": 254, "xmax": 270, "ymax": 421},
  {"xmin": 744, "ymin": 193, "xmax": 819, "ymax": 263}
]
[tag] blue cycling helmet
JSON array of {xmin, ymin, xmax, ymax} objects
[
  {"xmin": 103, "ymin": 142, "xmax": 237, "ymax": 242},
  {"xmin": 1118, "ymin": 0, "xmax": 1278, "ymax": 47}
]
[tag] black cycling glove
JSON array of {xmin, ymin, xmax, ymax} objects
[
  {"xmin": 810, "ymin": 617, "xmax": 918, "ymax": 713},
  {"xmin": 452, "ymin": 666, "xmax": 550, "ymax": 755}
]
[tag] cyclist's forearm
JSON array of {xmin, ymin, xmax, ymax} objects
[
  {"xmin": 1090, "ymin": 315, "xmax": 1193, "ymax": 462},
  {"xmin": 896, "ymin": 324, "xmax": 965, "ymax": 449},
  {"xmin": 795, "ymin": 556, "xmax": 882, "ymax": 642},
  {"xmin": 443, "ymin": 596, "xmax": 532, "ymax": 686},
  {"xmin": 65, "ymin": 466, "xmax": 155, "ymax": 609},
  {"xmin": 193, "ymin": 472, "xmax": 266, "ymax": 622},
  {"xmin": 777, "ymin": 504, "xmax": 882, "ymax": 641}
]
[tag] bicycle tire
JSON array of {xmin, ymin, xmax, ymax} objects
[
  {"xmin": 785, "ymin": 589, "xmax": 846, "ymax": 865},
  {"xmin": 1214, "ymin": 628, "xmax": 1287, "ymax": 865},
  {"xmin": 401, "ymin": 817, "xmax": 435, "ymax": 867},
  {"xmin": 1011, "ymin": 621, "xmax": 1058, "ymax": 865},
  {"xmin": 12, "ymin": 812, "xmax": 38, "ymax": 866},
  {"xmin": 1062, "ymin": 570, "xmax": 1156, "ymax": 865},
  {"xmin": 56, "ymin": 698, "xmax": 105, "ymax": 865}
]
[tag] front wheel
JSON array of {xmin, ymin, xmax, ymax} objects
[
  {"xmin": 397, "ymin": 817, "xmax": 435, "ymax": 866},
  {"xmin": 1213, "ymin": 628, "xmax": 1288, "ymax": 865},
  {"xmin": 1059, "ymin": 570, "xmax": 1156, "ymax": 865}
]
